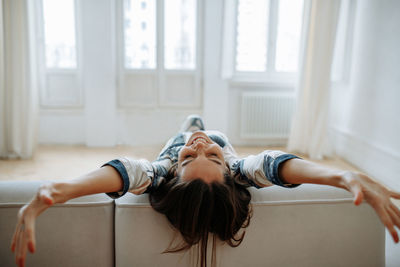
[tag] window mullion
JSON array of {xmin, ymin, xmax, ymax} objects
[
  {"xmin": 157, "ymin": 0, "xmax": 164, "ymax": 106},
  {"xmin": 232, "ymin": 0, "xmax": 239, "ymax": 76},
  {"xmin": 195, "ymin": 0, "xmax": 202, "ymax": 86},
  {"xmin": 74, "ymin": 0, "xmax": 83, "ymax": 106},
  {"xmin": 38, "ymin": 0, "xmax": 82, "ymax": 107},
  {"xmin": 266, "ymin": 0, "xmax": 278, "ymax": 75},
  {"xmin": 157, "ymin": 0, "xmax": 164, "ymax": 72},
  {"xmin": 116, "ymin": 0, "xmax": 124, "ymax": 107}
]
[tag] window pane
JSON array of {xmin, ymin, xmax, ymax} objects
[
  {"xmin": 164, "ymin": 0, "xmax": 197, "ymax": 70},
  {"xmin": 275, "ymin": 0, "xmax": 304, "ymax": 72},
  {"xmin": 235, "ymin": 0, "xmax": 268, "ymax": 72},
  {"xmin": 124, "ymin": 0, "xmax": 156, "ymax": 69},
  {"xmin": 42, "ymin": 0, "xmax": 77, "ymax": 69}
]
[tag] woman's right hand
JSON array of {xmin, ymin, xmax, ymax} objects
[
  {"xmin": 10, "ymin": 183, "xmax": 56, "ymax": 267},
  {"xmin": 10, "ymin": 166, "xmax": 124, "ymax": 267}
]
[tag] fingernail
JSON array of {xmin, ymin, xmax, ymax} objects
[
  {"xmin": 28, "ymin": 242, "xmax": 35, "ymax": 253},
  {"xmin": 47, "ymin": 198, "xmax": 54, "ymax": 205},
  {"xmin": 11, "ymin": 244, "xmax": 15, "ymax": 252}
]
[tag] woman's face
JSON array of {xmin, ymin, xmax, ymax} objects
[{"xmin": 177, "ymin": 131, "xmax": 226, "ymax": 183}]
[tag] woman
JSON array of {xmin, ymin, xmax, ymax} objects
[{"xmin": 11, "ymin": 115, "xmax": 400, "ymax": 267}]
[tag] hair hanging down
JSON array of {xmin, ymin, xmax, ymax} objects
[{"xmin": 149, "ymin": 165, "xmax": 252, "ymax": 267}]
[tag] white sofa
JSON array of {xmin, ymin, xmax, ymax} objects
[{"xmin": 0, "ymin": 181, "xmax": 385, "ymax": 267}]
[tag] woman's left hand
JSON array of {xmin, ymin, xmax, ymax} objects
[{"xmin": 340, "ymin": 171, "xmax": 400, "ymax": 243}]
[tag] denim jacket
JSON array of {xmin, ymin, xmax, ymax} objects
[{"xmin": 103, "ymin": 130, "xmax": 299, "ymax": 199}]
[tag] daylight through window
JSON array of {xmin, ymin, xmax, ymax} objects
[
  {"xmin": 235, "ymin": 0, "xmax": 304, "ymax": 74},
  {"xmin": 42, "ymin": 0, "xmax": 77, "ymax": 69}
]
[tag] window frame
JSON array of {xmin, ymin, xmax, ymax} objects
[
  {"xmin": 35, "ymin": 0, "xmax": 83, "ymax": 108},
  {"xmin": 116, "ymin": 0, "xmax": 203, "ymax": 109},
  {"xmin": 223, "ymin": 0, "xmax": 303, "ymax": 86}
]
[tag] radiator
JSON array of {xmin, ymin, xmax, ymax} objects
[{"xmin": 240, "ymin": 92, "xmax": 295, "ymax": 139}]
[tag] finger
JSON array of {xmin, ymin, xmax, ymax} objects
[
  {"xmin": 39, "ymin": 188, "xmax": 54, "ymax": 206},
  {"xmin": 351, "ymin": 184, "xmax": 364, "ymax": 206},
  {"xmin": 14, "ymin": 222, "xmax": 23, "ymax": 257},
  {"xmin": 390, "ymin": 190, "xmax": 400, "ymax": 199},
  {"xmin": 12, "ymin": 206, "xmax": 28, "ymax": 252},
  {"xmin": 17, "ymin": 229, "xmax": 28, "ymax": 267},
  {"xmin": 16, "ymin": 226, "xmax": 24, "ymax": 265},
  {"xmin": 25, "ymin": 217, "xmax": 36, "ymax": 253},
  {"xmin": 13, "ymin": 228, "xmax": 21, "ymax": 266},
  {"xmin": 11, "ymin": 221, "xmax": 23, "ymax": 252},
  {"xmin": 390, "ymin": 203, "xmax": 400, "ymax": 219},
  {"xmin": 388, "ymin": 208, "xmax": 400, "ymax": 230},
  {"xmin": 377, "ymin": 207, "xmax": 399, "ymax": 243}
]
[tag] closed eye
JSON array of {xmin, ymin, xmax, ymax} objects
[
  {"xmin": 182, "ymin": 158, "xmax": 222, "ymax": 167},
  {"xmin": 211, "ymin": 159, "xmax": 222, "ymax": 165}
]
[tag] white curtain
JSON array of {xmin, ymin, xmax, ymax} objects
[
  {"xmin": 287, "ymin": 0, "xmax": 341, "ymax": 159},
  {"xmin": 0, "ymin": 0, "xmax": 38, "ymax": 159}
]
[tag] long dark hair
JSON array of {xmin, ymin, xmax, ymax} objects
[{"xmin": 149, "ymin": 165, "xmax": 252, "ymax": 267}]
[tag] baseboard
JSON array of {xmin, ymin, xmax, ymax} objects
[{"xmin": 330, "ymin": 126, "xmax": 400, "ymax": 191}]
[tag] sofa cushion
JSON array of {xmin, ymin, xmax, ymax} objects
[
  {"xmin": 0, "ymin": 181, "xmax": 115, "ymax": 267},
  {"xmin": 114, "ymin": 184, "xmax": 385, "ymax": 267}
]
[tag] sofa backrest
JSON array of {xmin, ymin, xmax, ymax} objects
[
  {"xmin": 0, "ymin": 181, "xmax": 385, "ymax": 267},
  {"xmin": 114, "ymin": 184, "xmax": 385, "ymax": 267}
]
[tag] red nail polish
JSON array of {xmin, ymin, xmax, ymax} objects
[
  {"xmin": 28, "ymin": 242, "xmax": 35, "ymax": 253},
  {"xmin": 45, "ymin": 197, "xmax": 53, "ymax": 205}
]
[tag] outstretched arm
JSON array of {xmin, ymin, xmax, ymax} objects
[
  {"xmin": 279, "ymin": 158, "xmax": 400, "ymax": 243},
  {"xmin": 11, "ymin": 166, "xmax": 122, "ymax": 267}
]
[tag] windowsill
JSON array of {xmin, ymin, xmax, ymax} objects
[{"xmin": 227, "ymin": 73, "xmax": 297, "ymax": 89}]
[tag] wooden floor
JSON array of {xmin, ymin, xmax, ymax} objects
[{"xmin": 0, "ymin": 144, "xmax": 360, "ymax": 181}]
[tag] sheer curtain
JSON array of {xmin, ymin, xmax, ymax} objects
[
  {"xmin": 287, "ymin": 0, "xmax": 340, "ymax": 159},
  {"xmin": 0, "ymin": 0, "xmax": 38, "ymax": 159}
]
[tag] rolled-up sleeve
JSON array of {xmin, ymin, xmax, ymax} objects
[
  {"xmin": 238, "ymin": 150, "xmax": 300, "ymax": 188},
  {"xmin": 102, "ymin": 157, "xmax": 153, "ymax": 198}
]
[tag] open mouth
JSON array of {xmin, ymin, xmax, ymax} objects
[
  {"xmin": 188, "ymin": 131, "xmax": 211, "ymax": 145},
  {"xmin": 192, "ymin": 136, "xmax": 208, "ymax": 145}
]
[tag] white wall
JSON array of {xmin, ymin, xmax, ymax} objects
[
  {"xmin": 202, "ymin": 0, "xmax": 229, "ymax": 134},
  {"xmin": 330, "ymin": 0, "xmax": 400, "ymax": 190}
]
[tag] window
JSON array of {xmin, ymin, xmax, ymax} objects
[
  {"xmin": 38, "ymin": 0, "xmax": 82, "ymax": 107},
  {"xmin": 42, "ymin": 0, "xmax": 77, "ymax": 69},
  {"xmin": 119, "ymin": 0, "xmax": 202, "ymax": 108},
  {"xmin": 124, "ymin": 0, "xmax": 156, "ymax": 69},
  {"xmin": 164, "ymin": 0, "xmax": 197, "ymax": 70},
  {"xmin": 274, "ymin": 0, "xmax": 303, "ymax": 72},
  {"xmin": 228, "ymin": 0, "xmax": 304, "ymax": 82},
  {"xmin": 235, "ymin": 0, "xmax": 268, "ymax": 72},
  {"xmin": 122, "ymin": 0, "xmax": 197, "ymax": 71}
]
